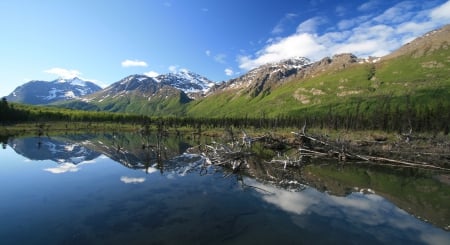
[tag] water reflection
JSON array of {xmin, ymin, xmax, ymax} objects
[
  {"xmin": 120, "ymin": 176, "xmax": 146, "ymax": 184},
  {"xmin": 8, "ymin": 135, "xmax": 100, "ymax": 164},
  {"xmin": 1, "ymin": 132, "xmax": 449, "ymax": 244},
  {"xmin": 246, "ymin": 178, "xmax": 450, "ymax": 244}
]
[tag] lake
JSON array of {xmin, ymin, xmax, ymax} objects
[{"xmin": 0, "ymin": 132, "xmax": 449, "ymax": 245}]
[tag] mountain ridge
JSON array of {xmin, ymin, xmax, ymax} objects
[
  {"xmin": 4, "ymin": 24, "xmax": 450, "ymax": 119},
  {"xmin": 187, "ymin": 24, "xmax": 450, "ymax": 119},
  {"xmin": 5, "ymin": 77, "xmax": 102, "ymax": 105}
]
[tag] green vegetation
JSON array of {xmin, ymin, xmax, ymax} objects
[
  {"xmin": 57, "ymin": 89, "xmax": 191, "ymax": 117},
  {"xmin": 304, "ymin": 163, "xmax": 450, "ymax": 229},
  {"xmin": 1, "ymin": 39, "xmax": 449, "ymax": 134},
  {"xmin": 187, "ymin": 45, "xmax": 450, "ymax": 132}
]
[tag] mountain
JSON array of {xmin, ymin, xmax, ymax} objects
[
  {"xmin": 20, "ymin": 24, "xmax": 450, "ymax": 123},
  {"xmin": 206, "ymin": 54, "xmax": 368, "ymax": 99},
  {"xmin": 188, "ymin": 24, "xmax": 450, "ymax": 119},
  {"xmin": 6, "ymin": 77, "xmax": 101, "ymax": 105},
  {"xmin": 155, "ymin": 69, "xmax": 215, "ymax": 98},
  {"xmin": 59, "ymin": 73, "xmax": 197, "ymax": 115},
  {"xmin": 383, "ymin": 24, "xmax": 450, "ymax": 60},
  {"xmin": 209, "ymin": 57, "xmax": 311, "ymax": 97},
  {"xmin": 8, "ymin": 136, "xmax": 100, "ymax": 165}
]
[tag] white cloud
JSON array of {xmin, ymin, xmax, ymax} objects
[
  {"xmin": 238, "ymin": 1, "xmax": 450, "ymax": 71},
  {"xmin": 247, "ymin": 177, "xmax": 449, "ymax": 245},
  {"xmin": 120, "ymin": 176, "xmax": 146, "ymax": 184},
  {"xmin": 179, "ymin": 68, "xmax": 189, "ymax": 73},
  {"xmin": 144, "ymin": 71, "xmax": 159, "ymax": 77},
  {"xmin": 358, "ymin": 0, "xmax": 379, "ymax": 12},
  {"xmin": 168, "ymin": 65, "xmax": 178, "ymax": 73},
  {"xmin": 44, "ymin": 68, "xmax": 81, "ymax": 79},
  {"xmin": 224, "ymin": 68, "xmax": 234, "ymax": 76},
  {"xmin": 44, "ymin": 162, "xmax": 79, "ymax": 174},
  {"xmin": 239, "ymin": 33, "xmax": 326, "ymax": 70},
  {"xmin": 296, "ymin": 17, "xmax": 326, "ymax": 33},
  {"xmin": 121, "ymin": 59, "xmax": 148, "ymax": 68},
  {"xmin": 43, "ymin": 67, "xmax": 105, "ymax": 87},
  {"xmin": 338, "ymin": 15, "xmax": 371, "ymax": 30},
  {"xmin": 214, "ymin": 53, "xmax": 227, "ymax": 64},
  {"xmin": 396, "ymin": 21, "xmax": 435, "ymax": 36},
  {"xmin": 43, "ymin": 159, "xmax": 95, "ymax": 174},
  {"xmin": 430, "ymin": 0, "xmax": 450, "ymax": 22},
  {"xmin": 373, "ymin": 1, "xmax": 416, "ymax": 24},
  {"xmin": 272, "ymin": 13, "xmax": 297, "ymax": 35},
  {"xmin": 205, "ymin": 50, "xmax": 211, "ymax": 56}
]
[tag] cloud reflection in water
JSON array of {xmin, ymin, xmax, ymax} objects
[
  {"xmin": 44, "ymin": 159, "xmax": 96, "ymax": 174},
  {"xmin": 120, "ymin": 176, "xmax": 146, "ymax": 184},
  {"xmin": 246, "ymin": 178, "xmax": 450, "ymax": 245}
]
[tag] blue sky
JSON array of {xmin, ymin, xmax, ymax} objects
[{"xmin": 1, "ymin": 0, "xmax": 449, "ymax": 97}]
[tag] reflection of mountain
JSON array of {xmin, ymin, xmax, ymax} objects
[
  {"xmin": 8, "ymin": 133, "xmax": 196, "ymax": 173},
  {"xmin": 7, "ymin": 133, "xmax": 448, "ymax": 231},
  {"xmin": 72, "ymin": 133, "xmax": 193, "ymax": 170},
  {"xmin": 8, "ymin": 136, "xmax": 100, "ymax": 164},
  {"xmin": 9, "ymin": 132, "xmax": 195, "ymax": 171}
]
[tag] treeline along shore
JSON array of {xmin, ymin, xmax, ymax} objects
[{"xmin": 1, "ymin": 96, "xmax": 449, "ymax": 134}]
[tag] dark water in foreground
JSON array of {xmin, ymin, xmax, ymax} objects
[{"xmin": 0, "ymin": 133, "xmax": 449, "ymax": 245}]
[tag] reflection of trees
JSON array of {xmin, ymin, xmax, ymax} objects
[
  {"xmin": 67, "ymin": 132, "xmax": 192, "ymax": 172},
  {"xmin": 140, "ymin": 132, "xmax": 167, "ymax": 174},
  {"xmin": 303, "ymin": 163, "xmax": 450, "ymax": 230},
  {"xmin": 192, "ymin": 133, "xmax": 450, "ymax": 230},
  {"xmin": 190, "ymin": 140, "xmax": 308, "ymax": 191},
  {"xmin": 7, "ymin": 135, "xmax": 100, "ymax": 164}
]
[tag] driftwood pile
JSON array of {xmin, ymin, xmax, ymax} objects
[{"xmin": 194, "ymin": 125, "xmax": 450, "ymax": 173}]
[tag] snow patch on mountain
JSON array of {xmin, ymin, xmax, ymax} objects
[
  {"xmin": 69, "ymin": 77, "xmax": 88, "ymax": 87},
  {"xmin": 6, "ymin": 77, "xmax": 102, "ymax": 105},
  {"xmin": 156, "ymin": 70, "xmax": 215, "ymax": 94}
]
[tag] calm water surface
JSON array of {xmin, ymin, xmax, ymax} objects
[{"xmin": 0, "ymin": 133, "xmax": 449, "ymax": 245}]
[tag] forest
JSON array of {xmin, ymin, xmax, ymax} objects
[{"xmin": 1, "ymin": 96, "xmax": 449, "ymax": 134}]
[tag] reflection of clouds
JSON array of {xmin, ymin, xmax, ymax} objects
[
  {"xmin": 247, "ymin": 178, "xmax": 450, "ymax": 245},
  {"xmin": 44, "ymin": 159, "xmax": 96, "ymax": 174},
  {"xmin": 421, "ymin": 232, "xmax": 450, "ymax": 245},
  {"xmin": 260, "ymin": 188, "xmax": 317, "ymax": 214},
  {"xmin": 44, "ymin": 162, "xmax": 80, "ymax": 174},
  {"xmin": 142, "ymin": 167, "xmax": 158, "ymax": 174},
  {"xmin": 120, "ymin": 176, "xmax": 146, "ymax": 184}
]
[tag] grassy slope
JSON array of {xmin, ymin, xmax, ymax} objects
[
  {"xmin": 187, "ymin": 47, "xmax": 450, "ymax": 118},
  {"xmin": 58, "ymin": 92, "xmax": 189, "ymax": 117}
]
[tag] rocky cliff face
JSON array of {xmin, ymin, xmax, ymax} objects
[
  {"xmin": 212, "ymin": 57, "xmax": 311, "ymax": 97},
  {"xmin": 209, "ymin": 54, "xmax": 365, "ymax": 98}
]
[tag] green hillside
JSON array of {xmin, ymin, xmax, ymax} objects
[
  {"xmin": 187, "ymin": 43, "xmax": 450, "ymax": 131},
  {"xmin": 58, "ymin": 89, "xmax": 191, "ymax": 117}
]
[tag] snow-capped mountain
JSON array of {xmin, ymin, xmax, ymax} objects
[
  {"xmin": 70, "ymin": 72, "xmax": 209, "ymax": 115},
  {"xmin": 155, "ymin": 69, "xmax": 215, "ymax": 96},
  {"xmin": 84, "ymin": 70, "xmax": 215, "ymax": 103},
  {"xmin": 211, "ymin": 57, "xmax": 311, "ymax": 97},
  {"xmin": 8, "ymin": 136, "xmax": 100, "ymax": 166},
  {"xmin": 88, "ymin": 74, "xmax": 160, "ymax": 100},
  {"xmin": 6, "ymin": 77, "xmax": 102, "ymax": 105}
]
